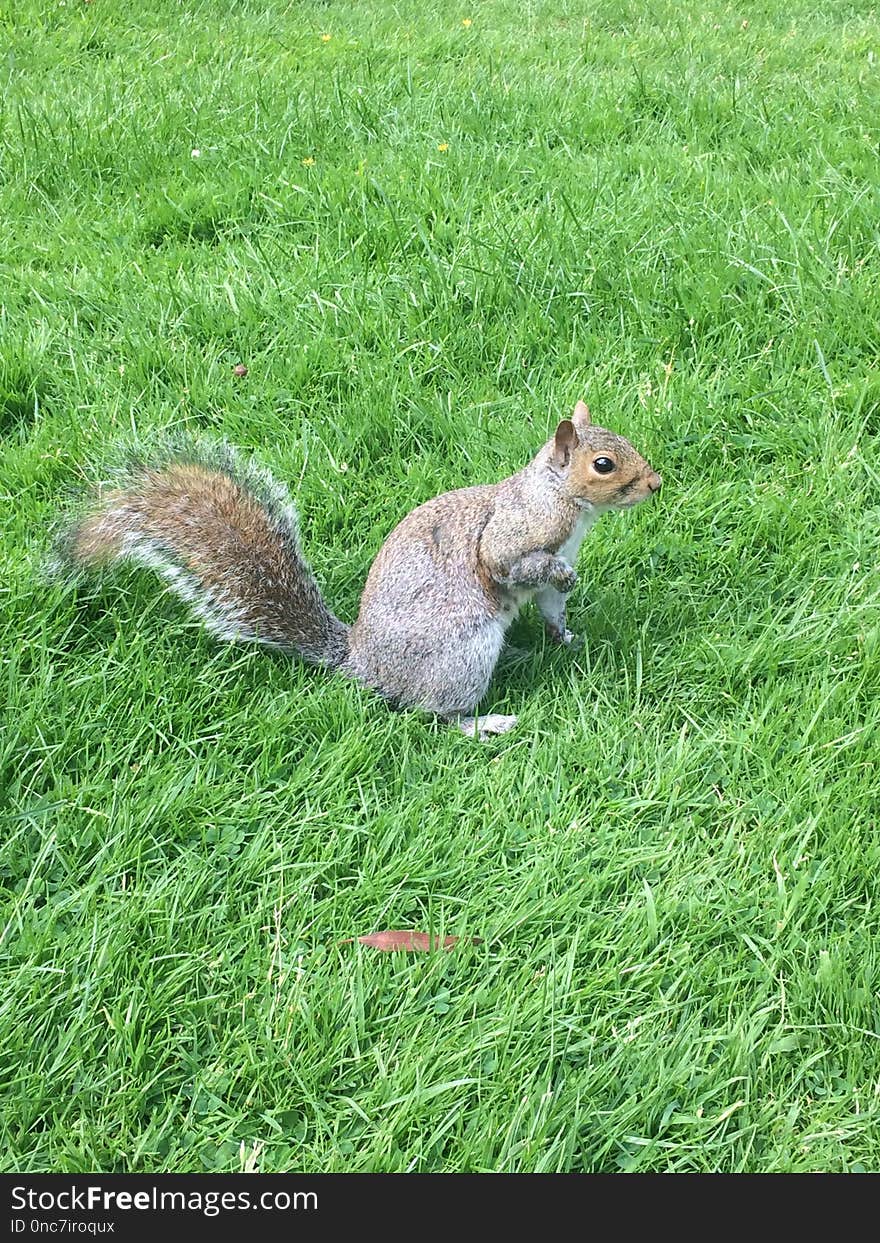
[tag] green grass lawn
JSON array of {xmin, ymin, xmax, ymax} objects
[{"xmin": 2, "ymin": 0, "xmax": 879, "ymax": 1173}]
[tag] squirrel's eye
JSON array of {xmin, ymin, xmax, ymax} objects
[{"xmin": 593, "ymin": 457, "xmax": 615, "ymax": 474}]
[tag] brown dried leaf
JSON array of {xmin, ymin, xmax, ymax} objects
[{"xmin": 341, "ymin": 930, "xmax": 482, "ymax": 952}]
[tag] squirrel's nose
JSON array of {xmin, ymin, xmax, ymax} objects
[{"xmin": 647, "ymin": 471, "xmax": 662, "ymax": 494}]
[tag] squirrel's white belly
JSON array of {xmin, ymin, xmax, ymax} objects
[
  {"xmin": 497, "ymin": 592, "xmax": 529, "ymax": 626},
  {"xmin": 559, "ymin": 507, "xmax": 598, "ymax": 565}
]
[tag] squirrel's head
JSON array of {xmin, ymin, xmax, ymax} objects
[{"xmin": 550, "ymin": 401, "xmax": 662, "ymax": 511}]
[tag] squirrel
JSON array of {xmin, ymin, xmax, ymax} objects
[{"xmin": 60, "ymin": 401, "xmax": 661, "ymax": 738}]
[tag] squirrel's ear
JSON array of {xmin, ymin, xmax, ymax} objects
[
  {"xmin": 552, "ymin": 419, "xmax": 578, "ymax": 470},
  {"xmin": 572, "ymin": 401, "xmax": 591, "ymax": 433}
]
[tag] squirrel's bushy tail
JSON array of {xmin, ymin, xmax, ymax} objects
[{"xmin": 58, "ymin": 442, "xmax": 350, "ymax": 667}]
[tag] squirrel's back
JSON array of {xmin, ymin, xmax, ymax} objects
[{"xmin": 60, "ymin": 445, "xmax": 349, "ymax": 666}]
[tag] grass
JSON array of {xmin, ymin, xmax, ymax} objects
[{"xmin": 1, "ymin": 0, "xmax": 879, "ymax": 1173}]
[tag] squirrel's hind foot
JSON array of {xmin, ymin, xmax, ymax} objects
[{"xmin": 455, "ymin": 713, "xmax": 518, "ymax": 739}]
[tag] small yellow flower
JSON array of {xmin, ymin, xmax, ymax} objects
[
  {"xmin": 302, "ymin": 156, "xmax": 315, "ymax": 167},
  {"xmin": 437, "ymin": 142, "xmax": 449, "ymax": 152},
  {"xmin": 320, "ymin": 32, "xmax": 331, "ymax": 42},
  {"xmin": 461, "ymin": 18, "xmax": 472, "ymax": 27}
]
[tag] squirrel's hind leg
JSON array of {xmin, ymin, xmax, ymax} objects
[{"xmin": 453, "ymin": 713, "xmax": 518, "ymax": 739}]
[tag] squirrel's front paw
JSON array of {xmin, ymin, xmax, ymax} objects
[
  {"xmin": 546, "ymin": 624, "xmax": 578, "ymax": 647},
  {"xmin": 552, "ymin": 563, "xmax": 578, "ymax": 593}
]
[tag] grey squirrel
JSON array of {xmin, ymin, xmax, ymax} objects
[{"xmin": 61, "ymin": 401, "xmax": 661, "ymax": 737}]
